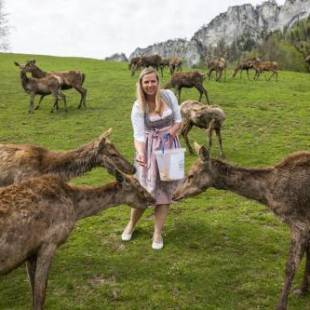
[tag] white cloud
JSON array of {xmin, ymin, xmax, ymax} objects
[{"xmin": 5, "ymin": 0, "xmax": 286, "ymax": 59}]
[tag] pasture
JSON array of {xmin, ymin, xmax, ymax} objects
[{"xmin": 0, "ymin": 52, "xmax": 309, "ymax": 309}]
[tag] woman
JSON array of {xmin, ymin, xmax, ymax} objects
[{"xmin": 121, "ymin": 67, "xmax": 182, "ymax": 250}]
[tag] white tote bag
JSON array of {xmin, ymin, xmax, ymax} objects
[{"xmin": 155, "ymin": 136, "xmax": 185, "ymax": 181}]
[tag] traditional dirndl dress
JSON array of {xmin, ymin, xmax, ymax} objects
[{"xmin": 135, "ymin": 105, "xmax": 181, "ymax": 206}]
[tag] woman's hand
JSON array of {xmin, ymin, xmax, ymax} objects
[
  {"xmin": 136, "ymin": 153, "xmax": 146, "ymax": 167},
  {"xmin": 169, "ymin": 122, "xmax": 182, "ymax": 138}
]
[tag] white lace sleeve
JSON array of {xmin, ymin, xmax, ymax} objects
[
  {"xmin": 165, "ymin": 89, "xmax": 182, "ymax": 123},
  {"xmin": 131, "ymin": 101, "xmax": 145, "ymax": 143}
]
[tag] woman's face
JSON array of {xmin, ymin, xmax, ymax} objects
[{"xmin": 141, "ymin": 73, "xmax": 159, "ymax": 97}]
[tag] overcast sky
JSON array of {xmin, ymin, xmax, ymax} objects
[{"xmin": 5, "ymin": 0, "xmax": 286, "ymax": 59}]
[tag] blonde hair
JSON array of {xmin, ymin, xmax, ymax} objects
[{"xmin": 136, "ymin": 67, "xmax": 164, "ymax": 114}]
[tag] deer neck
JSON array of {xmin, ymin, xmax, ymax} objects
[
  {"xmin": 43, "ymin": 140, "xmax": 101, "ymax": 180},
  {"xmin": 72, "ymin": 182, "xmax": 123, "ymax": 220},
  {"xmin": 20, "ymin": 71, "xmax": 30, "ymax": 91},
  {"xmin": 211, "ymin": 160, "xmax": 271, "ymax": 205},
  {"xmin": 31, "ymin": 67, "xmax": 46, "ymax": 78}
]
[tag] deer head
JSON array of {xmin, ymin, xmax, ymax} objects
[
  {"xmin": 95, "ymin": 128, "xmax": 136, "ymax": 175},
  {"xmin": 113, "ymin": 168, "xmax": 156, "ymax": 208},
  {"xmin": 173, "ymin": 143, "xmax": 213, "ymax": 200}
]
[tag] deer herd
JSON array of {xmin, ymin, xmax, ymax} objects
[{"xmin": 4, "ymin": 53, "xmax": 308, "ymax": 310}]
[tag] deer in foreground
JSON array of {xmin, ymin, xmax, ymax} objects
[
  {"xmin": 0, "ymin": 167, "xmax": 155, "ymax": 310},
  {"xmin": 14, "ymin": 61, "xmax": 66, "ymax": 113},
  {"xmin": 174, "ymin": 145, "xmax": 310, "ymax": 310},
  {"xmin": 180, "ymin": 100, "xmax": 225, "ymax": 156},
  {"xmin": 207, "ymin": 57, "xmax": 226, "ymax": 81},
  {"xmin": 19, "ymin": 60, "xmax": 87, "ymax": 110},
  {"xmin": 0, "ymin": 129, "xmax": 135, "ymax": 187},
  {"xmin": 253, "ymin": 60, "xmax": 279, "ymax": 81},
  {"xmin": 164, "ymin": 71, "xmax": 210, "ymax": 104}
]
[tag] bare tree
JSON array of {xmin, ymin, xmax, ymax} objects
[{"xmin": 0, "ymin": 0, "xmax": 9, "ymax": 51}]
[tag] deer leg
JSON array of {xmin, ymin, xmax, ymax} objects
[
  {"xmin": 196, "ymin": 84, "xmax": 210, "ymax": 105},
  {"xmin": 296, "ymin": 238, "xmax": 310, "ymax": 295},
  {"xmin": 246, "ymin": 69, "xmax": 249, "ymax": 80},
  {"xmin": 26, "ymin": 254, "xmax": 37, "ymax": 299},
  {"xmin": 276, "ymin": 229, "xmax": 307, "ymax": 310},
  {"xmin": 75, "ymin": 86, "xmax": 87, "ymax": 109},
  {"xmin": 215, "ymin": 127, "xmax": 224, "ymax": 157},
  {"xmin": 29, "ymin": 94, "xmax": 36, "ymax": 113},
  {"xmin": 181, "ymin": 121, "xmax": 194, "ymax": 154},
  {"xmin": 206, "ymin": 119, "xmax": 215, "ymax": 150},
  {"xmin": 35, "ymin": 95, "xmax": 46, "ymax": 110},
  {"xmin": 33, "ymin": 244, "xmax": 57, "ymax": 310}
]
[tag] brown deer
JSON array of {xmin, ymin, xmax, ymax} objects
[
  {"xmin": 0, "ymin": 168, "xmax": 155, "ymax": 310},
  {"xmin": 130, "ymin": 55, "xmax": 163, "ymax": 77},
  {"xmin": 0, "ymin": 129, "xmax": 135, "ymax": 187},
  {"xmin": 232, "ymin": 57, "xmax": 259, "ymax": 79},
  {"xmin": 14, "ymin": 62, "xmax": 66, "ymax": 113},
  {"xmin": 174, "ymin": 145, "xmax": 310, "ymax": 310},
  {"xmin": 180, "ymin": 100, "xmax": 225, "ymax": 156},
  {"xmin": 20, "ymin": 60, "xmax": 87, "ymax": 109},
  {"xmin": 207, "ymin": 57, "xmax": 226, "ymax": 81},
  {"xmin": 253, "ymin": 60, "xmax": 279, "ymax": 81},
  {"xmin": 169, "ymin": 57, "xmax": 183, "ymax": 75},
  {"xmin": 164, "ymin": 71, "xmax": 210, "ymax": 104},
  {"xmin": 128, "ymin": 56, "xmax": 141, "ymax": 76}
]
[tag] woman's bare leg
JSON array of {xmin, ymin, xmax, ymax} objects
[
  {"xmin": 123, "ymin": 207, "xmax": 145, "ymax": 236},
  {"xmin": 153, "ymin": 204, "xmax": 169, "ymax": 243}
]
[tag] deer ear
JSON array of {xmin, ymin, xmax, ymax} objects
[
  {"xmin": 194, "ymin": 142, "xmax": 209, "ymax": 162},
  {"xmin": 30, "ymin": 59, "xmax": 36, "ymax": 64},
  {"xmin": 14, "ymin": 61, "xmax": 20, "ymax": 67},
  {"xmin": 102, "ymin": 128, "xmax": 112, "ymax": 138},
  {"xmin": 96, "ymin": 128, "xmax": 112, "ymax": 148}
]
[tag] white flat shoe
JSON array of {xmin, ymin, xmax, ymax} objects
[
  {"xmin": 152, "ymin": 238, "xmax": 164, "ymax": 250},
  {"xmin": 121, "ymin": 230, "xmax": 133, "ymax": 241}
]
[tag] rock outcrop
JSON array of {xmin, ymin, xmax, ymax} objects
[
  {"xmin": 129, "ymin": 0, "xmax": 310, "ymax": 66},
  {"xmin": 105, "ymin": 53, "xmax": 128, "ymax": 62}
]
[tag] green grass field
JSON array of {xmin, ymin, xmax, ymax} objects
[{"xmin": 0, "ymin": 52, "xmax": 309, "ymax": 309}]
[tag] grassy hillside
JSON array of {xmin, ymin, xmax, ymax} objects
[{"xmin": 0, "ymin": 52, "xmax": 309, "ymax": 309}]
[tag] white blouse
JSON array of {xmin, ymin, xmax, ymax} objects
[{"xmin": 131, "ymin": 89, "xmax": 182, "ymax": 143}]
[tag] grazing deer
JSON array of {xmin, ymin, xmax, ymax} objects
[
  {"xmin": 128, "ymin": 56, "xmax": 141, "ymax": 76},
  {"xmin": 180, "ymin": 100, "xmax": 225, "ymax": 156},
  {"xmin": 232, "ymin": 57, "xmax": 259, "ymax": 79},
  {"xmin": 207, "ymin": 57, "xmax": 226, "ymax": 81},
  {"xmin": 164, "ymin": 71, "xmax": 210, "ymax": 104},
  {"xmin": 253, "ymin": 60, "xmax": 279, "ymax": 81},
  {"xmin": 0, "ymin": 129, "xmax": 135, "ymax": 187},
  {"xmin": 130, "ymin": 55, "xmax": 163, "ymax": 77},
  {"xmin": 0, "ymin": 167, "xmax": 155, "ymax": 310},
  {"xmin": 19, "ymin": 60, "xmax": 87, "ymax": 109},
  {"xmin": 174, "ymin": 145, "xmax": 310, "ymax": 310},
  {"xmin": 14, "ymin": 62, "xmax": 66, "ymax": 113},
  {"xmin": 169, "ymin": 57, "xmax": 183, "ymax": 75}
]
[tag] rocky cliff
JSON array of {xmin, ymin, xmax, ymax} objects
[{"xmin": 129, "ymin": 0, "xmax": 310, "ymax": 66}]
